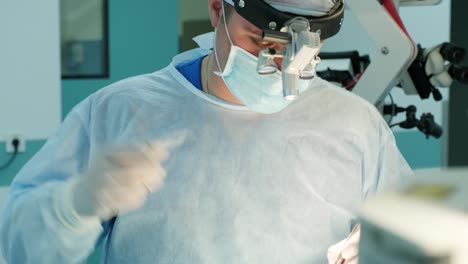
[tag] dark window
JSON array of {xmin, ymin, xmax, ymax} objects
[{"xmin": 60, "ymin": 0, "xmax": 109, "ymax": 78}]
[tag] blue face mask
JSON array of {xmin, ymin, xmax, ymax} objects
[
  {"xmin": 215, "ymin": 45, "xmax": 290, "ymax": 114},
  {"xmin": 215, "ymin": 44, "xmax": 313, "ymax": 114}
]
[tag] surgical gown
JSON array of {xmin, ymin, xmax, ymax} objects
[{"xmin": 0, "ymin": 48, "xmax": 412, "ymax": 264}]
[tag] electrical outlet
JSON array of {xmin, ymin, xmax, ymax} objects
[{"xmin": 6, "ymin": 134, "xmax": 26, "ymax": 153}]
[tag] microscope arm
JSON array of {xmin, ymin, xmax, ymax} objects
[{"xmin": 346, "ymin": 0, "xmax": 417, "ymax": 106}]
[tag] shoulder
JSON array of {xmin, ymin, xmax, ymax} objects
[
  {"xmin": 83, "ymin": 67, "xmax": 195, "ymax": 116},
  {"xmin": 304, "ymin": 78, "xmax": 385, "ymax": 125},
  {"xmin": 87, "ymin": 48, "xmax": 212, "ymax": 108},
  {"xmin": 93, "ymin": 69, "xmax": 178, "ymax": 103},
  {"xmin": 64, "ymin": 68, "xmax": 184, "ymax": 128},
  {"xmin": 300, "ymin": 78, "xmax": 393, "ymax": 147}
]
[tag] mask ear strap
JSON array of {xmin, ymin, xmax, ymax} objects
[
  {"xmin": 221, "ymin": 3, "xmax": 234, "ymax": 46},
  {"xmin": 213, "ymin": 3, "xmax": 234, "ymax": 76},
  {"xmin": 213, "ymin": 27, "xmax": 223, "ymax": 76}
]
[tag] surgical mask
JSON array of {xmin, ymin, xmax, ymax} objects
[{"xmin": 213, "ymin": 5, "xmax": 312, "ymax": 114}]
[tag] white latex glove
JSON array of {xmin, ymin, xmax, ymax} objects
[
  {"xmin": 71, "ymin": 141, "xmax": 169, "ymax": 221},
  {"xmin": 327, "ymin": 226, "xmax": 361, "ymax": 264}
]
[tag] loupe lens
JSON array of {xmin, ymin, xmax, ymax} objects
[{"xmin": 257, "ymin": 50, "xmax": 278, "ymax": 75}]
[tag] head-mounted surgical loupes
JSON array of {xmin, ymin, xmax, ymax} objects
[{"xmin": 258, "ymin": 17, "xmax": 322, "ymax": 100}]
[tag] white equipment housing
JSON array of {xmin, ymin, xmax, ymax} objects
[
  {"xmin": 359, "ymin": 168, "xmax": 468, "ymax": 264},
  {"xmin": 345, "ymin": 0, "xmax": 418, "ymax": 106}
]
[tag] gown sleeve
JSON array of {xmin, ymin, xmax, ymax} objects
[{"xmin": 0, "ymin": 98, "xmax": 108, "ymax": 264}]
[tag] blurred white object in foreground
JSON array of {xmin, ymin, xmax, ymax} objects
[{"xmin": 359, "ymin": 167, "xmax": 468, "ymax": 264}]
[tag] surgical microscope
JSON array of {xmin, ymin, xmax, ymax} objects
[
  {"xmin": 316, "ymin": 0, "xmax": 468, "ymax": 139},
  {"xmin": 233, "ymin": 0, "xmax": 468, "ymax": 139}
]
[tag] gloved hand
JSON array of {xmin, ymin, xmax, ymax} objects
[
  {"xmin": 71, "ymin": 141, "xmax": 169, "ymax": 221},
  {"xmin": 327, "ymin": 226, "xmax": 361, "ymax": 264}
]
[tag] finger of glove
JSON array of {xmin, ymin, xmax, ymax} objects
[
  {"xmin": 99, "ymin": 130, "xmax": 188, "ymax": 168},
  {"xmin": 341, "ymin": 230, "xmax": 361, "ymax": 259},
  {"xmin": 139, "ymin": 164, "xmax": 166, "ymax": 192},
  {"xmin": 104, "ymin": 188, "xmax": 148, "ymax": 214},
  {"xmin": 343, "ymin": 255, "xmax": 358, "ymax": 264},
  {"xmin": 141, "ymin": 131, "xmax": 190, "ymax": 165},
  {"xmin": 94, "ymin": 153, "xmax": 166, "ymax": 190},
  {"xmin": 104, "ymin": 147, "xmax": 164, "ymax": 169},
  {"xmin": 93, "ymin": 191, "xmax": 120, "ymax": 219},
  {"xmin": 327, "ymin": 239, "xmax": 346, "ymax": 263},
  {"xmin": 104, "ymin": 165, "xmax": 166, "ymax": 192},
  {"xmin": 97, "ymin": 206, "xmax": 117, "ymax": 221},
  {"xmin": 98, "ymin": 182, "xmax": 148, "ymax": 209},
  {"xmin": 114, "ymin": 193, "xmax": 149, "ymax": 215},
  {"xmin": 158, "ymin": 131, "xmax": 188, "ymax": 152},
  {"xmin": 142, "ymin": 141, "xmax": 169, "ymax": 163},
  {"xmin": 96, "ymin": 193, "xmax": 148, "ymax": 220},
  {"xmin": 138, "ymin": 131, "xmax": 189, "ymax": 163},
  {"xmin": 83, "ymin": 151, "xmax": 159, "ymax": 217},
  {"xmin": 327, "ymin": 250, "xmax": 338, "ymax": 264},
  {"xmin": 100, "ymin": 165, "xmax": 165, "ymax": 197}
]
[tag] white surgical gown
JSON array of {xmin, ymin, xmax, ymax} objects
[{"xmin": 0, "ymin": 48, "xmax": 412, "ymax": 264}]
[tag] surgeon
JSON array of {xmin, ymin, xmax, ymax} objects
[{"xmin": 0, "ymin": 0, "xmax": 412, "ymax": 263}]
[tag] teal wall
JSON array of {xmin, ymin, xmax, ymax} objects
[
  {"xmin": 394, "ymin": 132, "xmax": 441, "ymax": 169},
  {"xmin": 0, "ymin": 141, "xmax": 46, "ymax": 186}
]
